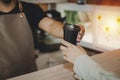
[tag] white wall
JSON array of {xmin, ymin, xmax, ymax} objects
[{"xmin": 56, "ymin": 3, "xmax": 120, "ymax": 52}]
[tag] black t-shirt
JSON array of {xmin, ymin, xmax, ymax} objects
[{"xmin": 0, "ymin": 1, "xmax": 47, "ymax": 49}]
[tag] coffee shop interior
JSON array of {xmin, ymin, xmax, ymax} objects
[{"xmin": 1, "ymin": 0, "xmax": 120, "ymax": 80}]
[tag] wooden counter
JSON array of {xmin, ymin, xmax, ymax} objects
[
  {"xmin": 8, "ymin": 49, "xmax": 120, "ymax": 80},
  {"xmin": 7, "ymin": 63, "xmax": 74, "ymax": 80}
]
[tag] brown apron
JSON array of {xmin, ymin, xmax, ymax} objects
[{"xmin": 0, "ymin": 2, "xmax": 37, "ymax": 80}]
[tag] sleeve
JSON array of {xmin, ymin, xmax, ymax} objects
[
  {"xmin": 23, "ymin": 2, "xmax": 47, "ymax": 29},
  {"xmin": 73, "ymin": 54, "xmax": 120, "ymax": 80},
  {"xmin": 28, "ymin": 4, "xmax": 47, "ymax": 26}
]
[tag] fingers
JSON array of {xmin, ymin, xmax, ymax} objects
[
  {"xmin": 60, "ymin": 45, "xmax": 67, "ymax": 56},
  {"xmin": 79, "ymin": 25, "xmax": 85, "ymax": 36},
  {"xmin": 77, "ymin": 25, "xmax": 85, "ymax": 42},
  {"xmin": 78, "ymin": 33, "xmax": 82, "ymax": 38},
  {"xmin": 80, "ymin": 25, "xmax": 85, "ymax": 33},
  {"xmin": 61, "ymin": 40, "xmax": 72, "ymax": 47},
  {"xmin": 79, "ymin": 30, "xmax": 85, "ymax": 38},
  {"xmin": 60, "ymin": 45, "xmax": 67, "ymax": 51},
  {"xmin": 77, "ymin": 45, "xmax": 87, "ymax": 55},
  {"xmin": 63, "ymin": 56, "xmax": 73, "ymax": 64},
  {"xmin": 77, "ymin": 33, "xmax": 82, "ymax": 42}
]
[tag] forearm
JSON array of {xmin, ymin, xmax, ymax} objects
[
  {"xmin": 74, "ymin": 54, "xmax": 119, "ymax": 80},
  {"xmin": 39, "ymin": 17, "xmax": 64, "ymax": 38},
  {"xmin": 47, "ymin": 20, "xmax": 64, "ymax": 38}
]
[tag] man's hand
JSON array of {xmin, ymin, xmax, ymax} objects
[
  {"xmin": 77, "ymin": 25, "xmax": 85, "ymax": 42},
  {"xmin": 60, "ymin": 40, "xmax": 87, "ymax": 64},
  {"xmin": 39, "ymin": 17, "xmax": 85, "ymax": 41}
]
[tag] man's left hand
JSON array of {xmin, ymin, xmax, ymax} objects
[{"xmin": 77, "ymin": 25, "xmax": 85, "ymax": 42}]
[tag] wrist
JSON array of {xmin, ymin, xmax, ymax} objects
[{"xmin": 73, "ymin": 54, "xmax": 84, "ymax": 64}]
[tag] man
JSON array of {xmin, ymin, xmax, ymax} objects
[{"xmin": 0, "ymin": 0, "xmax": 84, "ymax": 79}]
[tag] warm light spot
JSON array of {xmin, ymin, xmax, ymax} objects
[
  {"xmin": 97, "ymin": 15, "xmax": 102, "ymax": 20},
  {"xmin": 105, "ymin": 26, "xmax": 110, "ymax": 32},
  {"xmin": 105, "ymin": 19, "xmax": 117, "ymax": 31},
  {"xmin": 117, "ymin": 17, "xmax": 120, "ymax": 24}
]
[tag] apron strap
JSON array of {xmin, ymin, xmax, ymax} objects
[
  {"xmin": 18, "ymin": 1, "xmax": 24, "ymax": 17},
  {"xmin": 18, "ymin": 1, "xmax": 23, "ymax": 12}
]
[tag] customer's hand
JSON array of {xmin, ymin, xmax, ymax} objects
[
  {"xmin": 60, "ymin": 40, "xmax": 87, "ymax": 64},
  {"xmin": 77, "ymin": 25, "xmax": 85, "ymax": 42}
]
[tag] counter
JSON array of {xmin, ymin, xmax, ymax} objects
[{"xmin": 8, "ymin": 49, "xmax": 120, "ymax": 80}]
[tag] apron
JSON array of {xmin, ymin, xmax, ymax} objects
[{"xmin": 0, "ymin": 2, "xmax": 37, "ymax": 80}]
